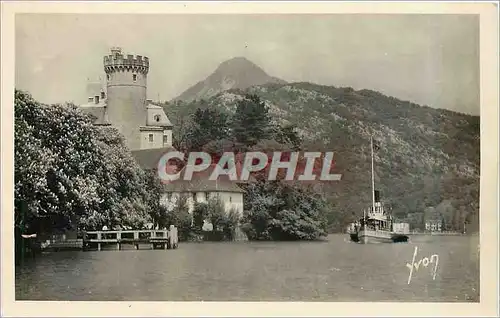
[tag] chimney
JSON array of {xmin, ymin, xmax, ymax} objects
[
  {"xmin": 88, "ymin": 97, "xmax": 93, "ymax": 102},
  {"xmin": 94, "ymin": 95, "xmax": 100, "ymax": 104},
  {"xmin": 101, "ymin": 90, "xmax": 106, "ymax": 100}
]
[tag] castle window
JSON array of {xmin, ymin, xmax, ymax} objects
[
  {"xmin": 107, "ymin": 74, "xmax": 110, "ymax": 81},
  {"xmin": 163, "ymin": 135, "xmax": 169, "ymax": 145},
  {"xmin": 149, "ymin": 134, "xmax": 154, "ymax": 142},
  {"xmin": 154, "ymin": 115, "xmax": 160, "ymax": 122},
  {"xmin": 229, "ymin": 196, "xmax": 232, "ymax": 203},
  {"xmin": 101, "ymin": 91, "xmax": 106, "ymax": 99},
  {"xmin": 133, "ymin": 74, "xmax": 137, "ymax": 82}
]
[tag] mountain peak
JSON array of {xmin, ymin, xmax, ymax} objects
[
  {"xmin": 221, "ymin": 56, "xmax": 253, "ymax": 63},
  {"xmin": 217, "ymin": 56, "xmax": 257, "ymax": 68},
  {"xmin": 174, "ymin": 57, "xmax": 287, "ymax": 102}
]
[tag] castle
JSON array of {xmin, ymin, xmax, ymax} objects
[
  {"xmin": 80, "ymin": 47, "xmax": 173, "ymax": 151},
  {"xmin": 79, "ymin": 48, "xmax": 246, "ymax": 229}
]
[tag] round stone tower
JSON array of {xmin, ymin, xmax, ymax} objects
[{"xmin": 103, "ymin": 47, "xmax": 149, "ymax": 150}]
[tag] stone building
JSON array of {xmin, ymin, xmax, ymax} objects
[
  {"xmin": 161, "ymin": 164, "xmax": 245, "ymax": 216},
  {"xmin": 132, "ymin": 147, "xmax": 246, "ymax": 217},
  {"xmin": 425, "ymin": 219, "xmax": 443, "ymax": 232},
  {"xmin": 80, "ymin": 48, "xmax": 247, "ymax": 232},
  {"xmin": 80, "ymin": 47, "xmax": 173, "ymax": 151}
]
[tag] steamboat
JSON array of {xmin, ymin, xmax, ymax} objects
[{"xmin": 347, "ymin": 136, "xmax": 409, "ymax": 244}]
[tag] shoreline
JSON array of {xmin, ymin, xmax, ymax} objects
[{"xmin": 407, "ymin": 232, "xmax": 472, "ymax": 236}]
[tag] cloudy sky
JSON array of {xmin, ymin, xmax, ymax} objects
[{"xmin": 16, "ymin": 14, "xmax": 479, "ymax": 114}]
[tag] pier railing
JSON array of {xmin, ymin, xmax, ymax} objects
[
  {"xmin": 84, "ymin": 229, "xmax": 170, "ymax": 241},
  {"xmin": 80, "ymin": 226, "xmax": 179, "ymax": 251},
  {"xmin": 82, "ymin": 227, "xmax": 179, "ymax": 251},
  {"xmin": 42, "ymin": 239, "xmax": 84, "ymax": 251}
]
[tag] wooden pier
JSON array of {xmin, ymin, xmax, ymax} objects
[
  {"xmin": 43, "ymin": 239, "xmax": 84, "ymax": 252},
  {"xmin": 82, "ymin": 225, "xmax": 179, "ymax": 251}
]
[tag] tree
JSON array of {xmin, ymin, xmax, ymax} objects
[
  {"xmin": 143, "ymin": 169, "xmax": 165, "ymax": 229},
  {"xmin": 171, "ymin": 114, "xmax": 192, "ymax": 151},
  {"xmin": 202, "ymin": 138, "xmax": 236, "ymax": 163},
  {"xmin": 14, "ymin": 90, "xmax": 154, "ymax": 235},
  {"xmin": 241, "ymin": 180, "xmax": 328, "ymax": 241},
  {"xmin": 220, "ymin": 208, "xmax": 241, "ymax": 241},
  {"xmin": 187, "ymin": 108, "xmax": 230, "ymax": 151},
  {"xmin": 231, "ymin": 94, "xmax": 273, "ymax": 147},
  {"xmin": 15, "ymin": 90, "xmax": 104, "ymax": 232},
  {"xmin": 88, "ymin": 126, "xmax": 152, "ymax": 230},
  {"xmin": 165, "ymin": 194, "xmax": 193, "ymax": 241},
  {"xmin": 206, "ymin": 197, "xmax": 226, "ymax": 233},
  {"xmin": 192, "ymin": 202, "xmax": 209, "ymax": 232},
  {"xmin": 272, "ymin": 124, "xmax": 302, "ymax": 150},
  {"xmin": 248, "ymin": 139, "xmax": 292, "ymax": 181}
]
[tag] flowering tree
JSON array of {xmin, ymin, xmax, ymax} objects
[{"xmin": 14, "ymin": 90, "xmax": 154, "ymax": 233}]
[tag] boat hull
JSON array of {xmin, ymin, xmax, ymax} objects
[
  {"xmin": 391, "ymin": 233, "xmax": 409, "ymax": 243},
  {"xmin": 350, "ymin": 230, "xmax": 409, "ymax": 244},
  {"xmin": 349, "ymin": 233, "xmax": 359, "ymax": 242},
  {"xmin": 358, "ymin": 230, "xmax": 393, "ymax": 244}
]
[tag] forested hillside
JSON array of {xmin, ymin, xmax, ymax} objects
[{"xmin": 163, "ymin": 82, "xmax": 480, "ymax": 232}]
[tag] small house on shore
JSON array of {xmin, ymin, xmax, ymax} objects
[
  {"xmin": 161, "ymin": 163, "xmax": 246, "ymax": 216},
  {"xmin": 131, "ymin": 147, "xmax": 250, "ymax": 218}
]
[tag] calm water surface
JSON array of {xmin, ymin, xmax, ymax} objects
[{"xmin": 16, "ymin": 234, "xmax": 479, "ymax": 301}]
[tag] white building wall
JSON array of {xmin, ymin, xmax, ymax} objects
[
  {"xmin": 393, "ymin": 222, "xmax": 410, "ymax": 234},
  {"xmin": 140, "ymin": 130, "xmax": 164, "ymax": 150},
  {"xmin": 163, "ymin": 129, "xmax": 172, "ymax": 147},
  {"xmin": 139, "ymin": 129, "xmax": 172, "ymax": 149},
  {"xmin": 160, "ymin": 191, "xmax": 243, "ymax": 217}
]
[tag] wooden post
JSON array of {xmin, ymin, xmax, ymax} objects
[
  {"xmin": 116, "ymin": 232, "xmax": 121, "ymax": 251},
  {"xmin": 168, "ymin": 225, "xmax": 174, "ymax": 249},
  {"xmin": 150, "ymin": 231, "xmax": 154, "ymax": 249},
  {"xmin": 134, "ymin": 231, "xmax": 139, "ymax": 250},
  {"xmin": 174, "ymin": 227, "xmax": 178, "ymax": 249},
  {"xmin": 97, "ymin": 232, "xmax": 102, "ymax": 251}
]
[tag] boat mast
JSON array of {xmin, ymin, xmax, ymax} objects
[{"xmin": 370, "ymin": 135, "xmax": 376, "ymax": 212}]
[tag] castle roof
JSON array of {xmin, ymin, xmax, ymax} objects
[
  {"xmin": 131, "ymin": 148, "xmax": 252, "ymax": 193},
  {"xmin": 162, "ymin": 164, "xmax": 245, "ymax": 194},
  {"xmin": 80, "ymin": 99, "xmax": 173, "ymax": 129},
  {"xmin": 80, "ymin": 104, "xmax": 111, "ymax": 126},
  {"xmin": 131, "ymin": 146, "xmax": 177, "ymax": 170},
  {"xmin": 146, "ymin": 102, "xmax": 173, "ymax": 127}
]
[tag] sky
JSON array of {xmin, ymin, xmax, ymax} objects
[{"xmin": 15, "ymin": 14, "xmax": 479, "ymax": 115}]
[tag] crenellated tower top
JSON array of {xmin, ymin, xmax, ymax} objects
[{"xmin": 103, "ymin": 47, "xmax": 149, "ymax": 75}]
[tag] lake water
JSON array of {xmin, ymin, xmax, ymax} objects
[{"xmin": 15, "ymin": 234, "xmax": 479, "ymax": 302}]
